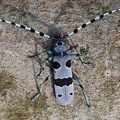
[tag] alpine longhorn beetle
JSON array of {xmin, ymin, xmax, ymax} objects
[{"xmin": 0, "ymin": 8, "xmax": 120, "ymax": 115}]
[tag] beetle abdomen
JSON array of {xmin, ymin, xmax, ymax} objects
[
  {"xmin": 54, "ymin": 81, "xmax": 74, "ymax": 106},
  {"xmin": 53, "ymin": 55, "xmax": 74, "ymax": 105}
]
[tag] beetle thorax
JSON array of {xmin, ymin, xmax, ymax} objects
[{"xmin": 53, "ymin": 39, "xmax": 67, "ymax": 54}]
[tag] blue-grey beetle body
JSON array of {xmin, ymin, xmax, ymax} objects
[
  {"xmin": 53, "ymin": 52, "xmax": 74, "ymax": 105},
  {"xmin": 1, "ymin": 8, "xmax": 120, "ymax": 116}
]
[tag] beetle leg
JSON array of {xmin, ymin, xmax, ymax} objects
[
  {"xmin": 31, "ymin": 72, "xmax": 53, "ymax": 101},
  {"xmin": 73, "ymin": 72, "xmax": 94, "ymax": 116},
  {"xmin": 70, "ymin": 54, "xmax": 91, "ymax": 66},
  {"xmin": 37, "ymin": 57, "xmax": 53, "ymax": 77}
]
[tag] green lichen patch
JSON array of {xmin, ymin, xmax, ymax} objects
[
  {"xmin": 0, "ymin": 71, "xmax": 16, "ymax": 96},
  {"xmin": 5, "ymin": 94, "xmax": 48, "ymax": 119}
]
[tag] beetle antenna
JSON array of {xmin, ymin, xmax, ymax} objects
[
  {"xmin": 68, "ymin": 8, "xmax": 120, "ymax": 36},
  {"xmin": 0, "ymin": 19, "xmax": 50, "ymax": 38}
]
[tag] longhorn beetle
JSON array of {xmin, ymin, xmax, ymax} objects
[{"xmin": 0, "ymin": 8, "xmax": 120, "ymax": 115}]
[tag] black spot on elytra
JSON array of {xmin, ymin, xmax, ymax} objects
[
  {"xmin": 58, "ymin": 94, "xmax": 62, "ymax": 97},
  {"xmin": 53, "ymin": 61, "xmax": 60, "ymax": 69},
  {"xmin": 66, "ymin": 60, "xmax": 71, "ymax": 68},
  {"xmin": 55, "ymin": 77, "xmax": 72, "ymax": 87}
]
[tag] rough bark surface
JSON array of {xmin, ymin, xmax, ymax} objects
[{"xmin": 0, "ymin": 0, "xmax": 120, "ymax": 120}]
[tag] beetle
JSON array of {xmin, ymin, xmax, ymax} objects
[{"xmin": 0, "ymin": 8, "xmax": 120, "ymax": 115}]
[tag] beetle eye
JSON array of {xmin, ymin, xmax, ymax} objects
[{"xmin": 57, "ymin": 41, "xmax": 62, "ymax": 46}]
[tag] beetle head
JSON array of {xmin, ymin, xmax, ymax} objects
[{"xmin": 53, "ymin": 39, "xmax": 67, "ymax": 53}]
